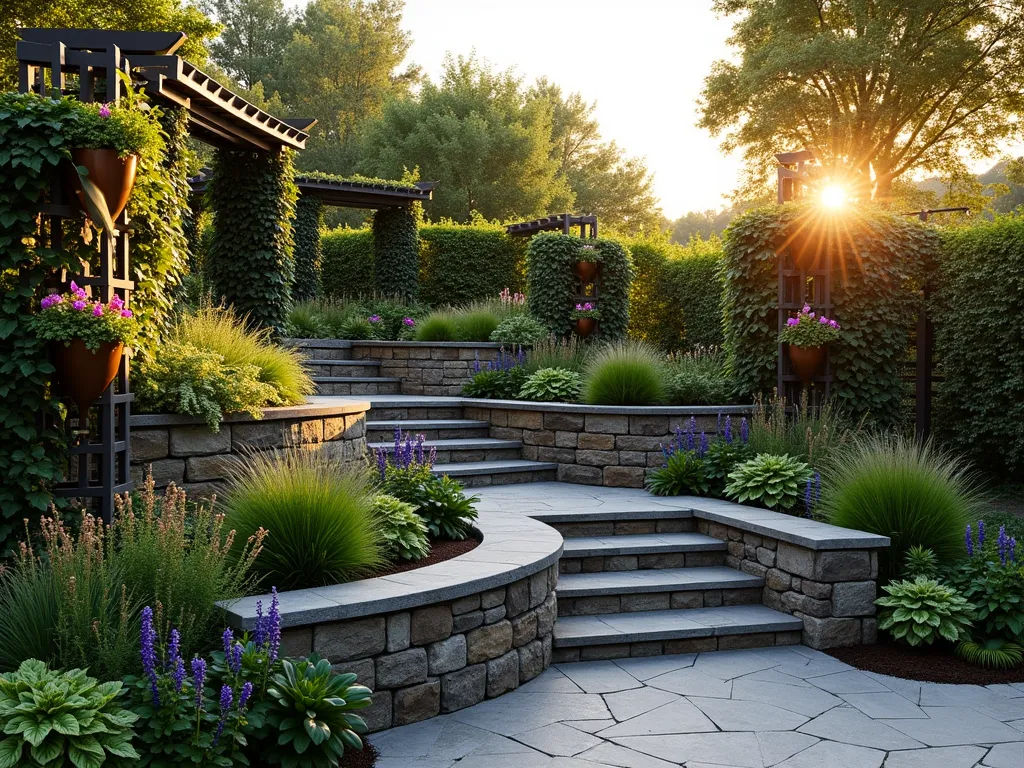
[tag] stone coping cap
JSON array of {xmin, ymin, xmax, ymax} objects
[
  {"xmin": 132, "ymin": 397, "xmax": 370, "ymax": 428},
  {"xmin": 350, "ymin": 340, "xmax": 508, "ymax": 349},
  {"xmin": 351, "ymin": 394, "xmax": 752, "ymax": 416},
  {"xmin": 284, "ymin": 339, "xmax": 353, "ymax": 348},
  {"xmin": 219, "ymin": 507, "xmax": 563, "ymax": 630}
]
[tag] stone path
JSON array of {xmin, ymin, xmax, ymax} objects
[{"xmin": 369, "ymin": 645, "xmax": 1024, "ymax": 768}]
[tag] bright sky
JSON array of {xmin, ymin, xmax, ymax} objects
[{"xmin": 400, "ymin": 0, "xmax": 741, "ymax": 219}]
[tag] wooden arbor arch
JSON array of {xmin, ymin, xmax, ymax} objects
[{"xmin": 16, "ymin": 27, "xmax": 313, "ymax": 520}]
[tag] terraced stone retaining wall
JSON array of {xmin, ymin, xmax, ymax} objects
[
  {"xmin": 129, "ymin": 400, "xmax": 370, "ymax": 498},
  {"xmin": 462, "ymin": 403, "xmax": 751, "ymax": 488},
  {"xmin": 349, "ymin": 341, "xmax": 506, "ymax": 396}
]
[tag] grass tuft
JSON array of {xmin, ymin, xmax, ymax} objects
[
  {"xmin": 581, "ymin": 341, "xmax": 666, "ymax": 405},
  {"xmin": 415, "ymin": 311, "xmax": 461, "ymax": 341}
]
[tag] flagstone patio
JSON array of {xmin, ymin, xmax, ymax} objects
[{"xmin": 369, "ymin": 645, "xmax": 1024, "ymax": 768}]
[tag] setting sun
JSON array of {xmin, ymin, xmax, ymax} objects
[{"xmin": 820, "ymin": 184, "xmax": 849, "ymax": 210}]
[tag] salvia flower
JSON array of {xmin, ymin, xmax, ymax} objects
[
  {"xmin": 222, "ymin": 627, "xmax": 234, "ymax": 654},
  {"xmin": 140, "ymin": 606, "xmax": 160, "ymax": 707},
  {"xmin": 171, "ymin": 657, "xmax": 185, "ymax": 693},
  {"xmin": 167, "ymin": 628, "xmax": 181, "ymax": 670},
  {"xmin": 978, "ymin": 520, "xmax": 985, "ymax": 548},
  {"xmin": 253, "ymin": 600, "xmax": 266, "ymax": 647},
  {"xmin": 699, "ymin": 431, "xmax": 709, "ymax": 457},
  {"xmin": 740, "ymin": 417, "xmax": 749, "ymax": 443},
  {"xmin": 192, "ymin": 657, "xmax": 207, "ymax": 709},
  {"xmin": 213, "ymin": 685, "xmax": 233, "ymax": 746},
  {"xmin": 238, "ymin": 681, "xmax": 254, "ymax": 711},
  {"xmin": 230, "ymin": 642, "xmax": 243, "ymax": 674},
  {"xmin": 268, "ymin": 586, "xmax": 282, "ymax": 662},
  {"xmin": 998, "ymin": 525, "xmax": 1008, "ymax": 566},
  {"xmin": 724, "ymin": 415, "xmax": 732, "ymax": 444},
  {"xmin": 966, "ymin": 524, "xmax": 974, "ymax": 557}
]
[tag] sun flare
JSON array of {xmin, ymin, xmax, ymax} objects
[{"xmin": 820, "ymin": 184, "xmax": 849, "ymax": 210}]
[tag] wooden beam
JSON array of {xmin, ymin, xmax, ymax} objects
[{"xmin": 18, "ymin": 28, "xmax": 186, "ymax": 55}]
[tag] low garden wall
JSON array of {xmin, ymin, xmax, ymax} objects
[
  {"xmin": 220, "ymin": 508, "xmax": 563, "ymax": 733},
  {"xmin": 349, "ymin": 341, "xmax": 506, "ymax": 396},
  {"xmin": 462, "ymin": 400, "xmax": 752, "ymax": 488},
  {"xmin": 129, "ymin": 399, "xmax": 370, "ymax": 498}
]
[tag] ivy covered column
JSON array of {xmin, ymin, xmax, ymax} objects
[
  {"xmin": 372, "ymin": 206, "xmax": 419, "ymax": 298},
  {"xmin": 292, "ymin": 195, "xmax": 324, "ymax": 302},
  {"xmin": 207, "ymin": 148, "xmax": 298, "ymax": 333}
]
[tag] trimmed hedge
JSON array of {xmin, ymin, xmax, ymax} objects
[
  {"xmin": 420, "ymin": 220, "xmax": 527, "ymax": 305},
  {"xmin": 722, "ymin": 203, "xmax": 936, "ymax": 425},
  {"xmin": 292, "ymin": 195, "xmax": 324, "ymax": 302},
  {"xmin": 933, "ymin": 216, "xmax": 1024, "ymax": 477},
  {"xmin": 628, "ymin": 236, "xmax": 724, "ymax": 352},
  {"xmin": 321, "ymin": 228, "xmax": 375, "ymax": 299},
  {"xmin": 373, "ymin": 206, "xmax": 419, "ymax": 298}
]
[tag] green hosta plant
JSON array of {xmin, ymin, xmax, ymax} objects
[
  {"xmin": 263, "ymin": 655, "xmax": 371, "ymax": 768},
  {"xmin": 0, "ymin": 659, "xmax": 139, "ymax": 768},
  {"xmin": 418, "ymin": 476, "xmax": 480, "ymax": 540},
  {"xmin": 725, "ymin": 454, "xmax": 812, "ymax": 511},
  {"xmin": 876, "ymin": 577, "xmax": 975, "ymax": 647},
  {"xmin": 518, "ymin": 368, "xmax": 582, "ymax": 402},
  {"xmin": 373, "ymin": 494, "xmax": 430, "ymax": 561},
  {"xmin": 646, "ymin": 450, "xmax": 710, "ymax": 497}
]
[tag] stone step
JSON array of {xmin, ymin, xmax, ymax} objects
[
  {"xmin": 313, "ymin": 377, "xmax": 402, "ymax": 396},
  {"xmin": 556, "ymin": 567, "xmax": 764, "ymax": 617},
  {"xmin": 304, "ymin": 359, "xmax": 381, "ymax": 377},
  {"xmin": 552, "ymin": 604, "xmax": 804, "ymax": 661},
  {"xmin": 366, "ymin": 419, "xmax": 491, "ymax": 442},
  {"xmin": 369, "ymin": 438, "xmax": 522, "ymax": 464},
  {"xmin": 432, "ymin": 459, "xmax": 558, "ymax": 487},
  {"xmin": 285, "ymin": 339, "xmax": 352, "ymax": 360},
  {"xmin": 529, "ymin": 509, "xmax": 697, "ymax": 539},
  {"xmin": 559, "ymin": 532, "xmax": 726, "ymax": 573}
]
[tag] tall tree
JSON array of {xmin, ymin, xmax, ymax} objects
[
  {"xmin": 359, "ymin": 54, "xmax": 572, "ymax": 222},
  {"xmin": 530, "ymin": 80, "xmax": 662, "ymax": 233},
  {"xmin": 203, "ymin": 0, "xmax": 293, "ymax": 90},
  {"xmin": 278, "ymin": 0, "xmax": 419, "ymax": 175},
  {"xmin": 700, "ymin": 0, "xmax": 1024, "ymax": 201},
  {"xmin": 2, "ymin": 0, "xmax": 219, "ymax": 90}
]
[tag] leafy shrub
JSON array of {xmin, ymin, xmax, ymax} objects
[
  {"xmin": 665, "ymin": 346, "xmax": 737, "ymax": 405},
  {"xmin": 321, "ymin": 228, "xmax": 375, "ymax": 299},
  {"xmin": 419, "ymin": 221, "xmax": 527, "ymax": 305},
  {"xmin": 581, "ymin": 341, "xmax": 666, "ymax": 405},
  {"xmin": 703, "ymin": 438, "xmax": 754, "ymax": 493},
  {"xmin": 647, "ymin": 451, "xmax": 710, "ymax": 496},
  {"xmin": 819, "ymin": 434, "xmax": 987, "ymax": 582},
  {"xmin": 525, "ymin": 335, "xmax": 591, "ymax": 373},
  {"xmin": 133, "ymin": 340, "xmax": 281, "ymax": 430},
  {"xmin": 455, "ymin": 310, "xmax": 500, "ymax": 341},
  {"xmin": 462, "ymin": 350, "xmax": 528, "ymax": 399},
  {"xmin": 264, "ymin": 656, "xmax": 371, "ymax": 767},
  {"xmin": 418, "ymin": 476, "xmax": 479, "ymax": 540},
  {"xmin": 725, "ymin": 454, "xmax": 812, "ymax": 511},
  {"xmin": 292, "ymin": 195, "xmax": 325, "ymax": 302},
  {"xmin": 0, "ymin": 659, "xmax": 139, "ymax": 767},
  {"xmin": 415, "ymin": 311, "xmax": 460, "ymax": 341},
  {"xmin": 373, "ymin": 494, "xmax": 430, "ymax": 561},
  {"xmin": 170, "ymin": 306, "xmax": 313, "ymax": 405},
  {"xmin": 956, "ymin": 638, "xmax": 1024, "ymax": 669},
  {"xmin": 902, "ymin": 545, "xmax": 940, "ymax": 580},
  {"xmin": 876, "ymin": 577, "xmax": 975, "ymax": 647},
  {"xmin": 946, "ymin": 525, "xmax": 1024, "ymax": 642},
  {"xmin": 491, "ymin": 314, "xmax": 549, "ymax": 344},
  {"xmin": 222, "ymin": 450, "xmax": 384, "ymax": 590},
  {"xmin": 518, "ymin": 368, "xmax": 582, "ymax": 402},
  {"xmin": 373, "ymin": 206, "xmax": 419, "ymax": 298}
]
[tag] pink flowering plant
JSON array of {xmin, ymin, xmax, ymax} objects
[
  {"xmin": 571, "ymin": 302, "xmax": 602, "ymax": 320},
  {"xmin": 778, "ymin": 305, "xmax": 841, "ymax": 347},
  {"xmin": 63, "ymin": 90, "xmax": 162, "ymax": 158},
  {"xmin": 33, "ymin": 281, "xmax": 139, "ymax": 350}
]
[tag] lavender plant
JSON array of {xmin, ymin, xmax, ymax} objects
[{"xmin": 946, "ymin": 522, "xmax": 1024, "ymax": 642}]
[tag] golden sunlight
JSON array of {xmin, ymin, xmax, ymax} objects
[{"xmin": 820, "ymin": 183, "xmax": 849, "ymax": 210}]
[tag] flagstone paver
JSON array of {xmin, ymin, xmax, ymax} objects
[{"xmin": 372, "ymin": 645, "xmax": 1024, "ymax": 767}]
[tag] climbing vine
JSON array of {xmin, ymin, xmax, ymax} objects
[
  {"xmin": 292, "ymin": 195, "xmax": 324, "ymax": 302},
  {"xmin": 206, "ymin": 147, "xmax": 298, "ymax": 333},
  {"xmin": 372, "ymin": 206, "xmax": 419, "ymax": 298}
]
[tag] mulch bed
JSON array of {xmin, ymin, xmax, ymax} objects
[
  {"xmin": 366, "ymin": 536, "xmax": 480, "ymax": 579},
  {"xmin": 826, "ymin": 641, "xmax": 1024, "ymax": 685},
  {"xmin": 339, "ymin": 740, "xmax": 378, "ymax": 768}
]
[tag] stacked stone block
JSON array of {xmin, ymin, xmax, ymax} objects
[{"xmin": 349, "ymin": 342, "xmax": 504, "ymax": 396}]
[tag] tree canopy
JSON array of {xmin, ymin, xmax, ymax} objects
[{"xmin": 700, "ymin": 0, "xmax": 1024, "ymax": 201}]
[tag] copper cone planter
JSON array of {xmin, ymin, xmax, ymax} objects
[
  {"xmin": 575, "ymin": 318, "xmax": 596, "ymax": 338},
  {"xmin": 573, "ymin": 261, "xmax": 599, "ymax": 283},
  {"xmin": 71, "ymin": 148, "xmax": 138, "ymax": 222},
  {"xmin": 55, "ymin": 339, "xmax": 124, "ymax": 429},
  {"xmin": 787, "ymin": 344, "xmax": 827, "ymax": 386}
]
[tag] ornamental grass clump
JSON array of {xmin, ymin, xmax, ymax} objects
[
  {"xmin": 525, "ymin": 335, "xmax": 591, "ymax": 373},
  {"xmin": 581, "ymin": 341, "xmax": 666, "ymax": 405},
  {"xmin": 875, "ymin": 577, "xmax": 975, "ymax": 647},
  {"xmin": 819, "ymin": 434, "xmax": 987, "ymax": 582},
  {"xmin": 415, "ymin": 311, "xmax": 460, "ymax": 341},
  {"xmin": 454, "ymin": 309, "xmax": 500, "ymax": 341},
  {"xmin": 664, "ymin": 346, "xmax": 737, "ymax": 405},
  {"xmin": 222, "ymin": 450, "xmax": 384, "ymax": 590}
]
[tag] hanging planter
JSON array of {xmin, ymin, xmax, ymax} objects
[
  {"xmin": 32, "ymin": 284, "xmax": 138, "ymax": 433},
  {"xmin": 778, "ymin": 304, "xmax": 841, "ymax": 386},
  {"xmin": 573, "ymin": 243, "xmax": 600, "ymax": 283},
  {"xmin": 70, "ymin": 148, "xmax": 138, "ymax": 222},
  {"xmin": 571, "ymin": 302, "xmax": 601, "ymax": 339},
  {"xmin": 575, "ymin": 317, "xmax": 596, "ymax": 338}
]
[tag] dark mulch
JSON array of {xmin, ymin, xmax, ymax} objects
[
  {"xmin": 339, "ymin": 740, "xmax": 378, "ymax": 768},
  {"xmin": 826, "ymin": 641, "xmax": 1024, "ymax": 685},
  {"xmin": 366, "ymin": 536, "xmax": 480, "ymax": 579}
]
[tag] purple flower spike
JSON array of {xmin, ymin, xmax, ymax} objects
[
  {"xmin": 213, "ymin": 685, "xmax": 233, "ymax": 746},
  {"xmin": 978, "ymin": 520, "xmax": 985, "ymax": 548},
  {"xmin": 139, "ymin": 606, "xmax": 160, "ymax": 707},
  {"xmin": 998, "ymin": 525, "xmax": 1008, "ymax": 566},
  {"xmin": 238, "ymin": 681, "xmax": 254, "ymax": 711},
  {"xmin": 724, "ymin": 416, "xmax": 732, "ymax": 444},
  {"xmin": 740, "ymin": 417, "xmax": 749, "ymax": 443},
  {"xmin": 268, "ymin": 586, "xmax": 281, "ymax": 663},
  {"xmin": 253, "ymin": 600, "xmax": 266, "ymax": 647},
  {"xmin": 1009, "ymin": 537, "xmax": 1017, "ymax": 564},
  {"xmin": 222, "ymin": 627, "xmax": 234, "ymax": 654},
  {"xmin": 192, "ymin": 657, "xmax": 207, "ymax": 709},
  {"xmin": 699, "ymin": 431, "xmax": 709, "ymax": 457},
  {"xmin": 172, "ymin": 657, "xmax": 185, "ymax": 692},
  {"xmin": 966, "ymin": 524, "xmax": 974, "ymax": 557},
  {"xmin": 167, "ymin": 628, "xmax": 181, "ymax": 670},
  {"xmin": 230, "ymin": 642, "xmax": 243, "ymax": 674}
]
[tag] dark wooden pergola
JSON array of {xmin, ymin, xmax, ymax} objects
[
  {"xmin": 189, "ymin": 171, "xmax": 436, "ymax": 209},
  {"xmin": 506, "ymin": 213, "xmax": 598, "ymax": 238},
  {"xmin": 17, "ymin": 28, "xmax": 312, "ymax": 520}
]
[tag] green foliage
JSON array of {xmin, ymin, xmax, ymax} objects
[
  {"xmin": 747, "ymin": 391, "xmax": 852, "ymax": 465},
  {"xmin": 264, "ymin": 656, "xmax": 371, "ymax": 768},
  {"xmin": 819, "ymin": 435, "xmax": 987, "ymax": 582},
  {"xmin": 0, "ymin": 561, "xmax": 56, "ymax": 673},
  {"xmin": 380, "ymin": 462, "xmax": 435, "ymax": 510},
  {"xmin": 207, "ymin": 147, "xmax": 299, "ymax": 335},
  {"xmin": 646, "ymin": 451, "xmax": 710, "ymax": 497},
  {"xmin": 0, "ymin": 659, "xmax": 139, "ymax": 768},
  {"xmin": 876, "ymin": 577, "xmax": 975, "ymax": 647},
  {"xmin": 627, "ymin": 235, "xmax": 725, "ymax": 352},
  {"xmin": 955, "ymin": 638, "xmax": 1024, "ymax": 670},
  {"xmin": 339, "ymin": 316, "xmax": 374, "ymax": 340},
  {"xmin": 526, "ymin": 233, "xmax": 578, "ymax": 338},
  {"xmin": 292, "ymin": 195, "xmax": 324, "ymax": 302},
  {"xmin": 491, "ymin": 314, "xmax": 548, "ymax": 344},
  {"xmin": 946, "ymin": 555, "xmax": 1024, "ymax": 643},
  {"xmin": 455, "ymin": 310, "xmax": 500, "ymax": 342},
  {"xmin": 372, "ymin": 494, "xmax": 430, "ymax": 562},
  {"xmin": 518, "ymin": 368, "xmax": 582, "ymax": 402},
  {"xmin": 581, "ymin": 341, "xmax": 666, "ymax": 406},
  {"xmin": 462, "ymin": 367, "xmax": 528, "ymax": 400},
  {"xmin": 320, "ymin": 228, "xmax": 375, "ymax": 299},
  {"xmin": 703, "ymin": 439, "xmax": 754, "ymax": 493},
  {"xmin": 171, "ymin": 306, "xmax": 313, "ymax": 405},
  {"xmin": 725, "ymin": 454, "xmax": 812, "ymax": 511},
  {"xmin": 903, "ymin": 545, "xmax": 940, "ymax": 581},
  {"xmin": 721, "ymin": 204, "xmax": 936, "ymax": 425},
  {"xmin": 778, "ymin": 307, "xmax": 841, "ymax": 347},
  {"xmin": 134, "ymin": 340, "xmax": 280, "ymax": 430},
  {"xmin": 664, "ymin": 347, "xmax": 737, "ymax": 405},
  {"xmin": 63, "ymin": 99, "xmax": 161, "ymax": 157},
  {"xmin": 525, "ymin": 336, "xmax": 591, "ymax": 373},
  {"xmin": 373, "ymin": 206, "xmax": 419, "ymax": 299},
  {"xmin": 933, "ymin": 216, "xmax": 1024, "ymax": 477},
  {"xmin": 32, "ymin": 291, "xmax": 138, "ymax": 350},
  {"xmin": 417, "ymin": 476, "xmax": 479, "ymax": 541},
  {"xmin": 592, "ymin": 238, "xmax": 634, "ymax": 341},
  {"xmin": 222, "ymin": 449, "xmax": 384, "ymax": 590},
  {"xmin": 420, "ymin": 220, "xmax": 527, "ymax": 305},
  {"xmin": 415, "ymin": 312, "xmax": 460, "ymax": 342}
]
